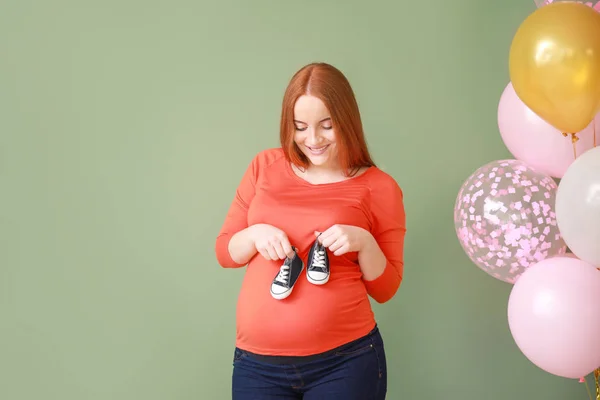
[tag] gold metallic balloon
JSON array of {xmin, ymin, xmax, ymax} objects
[{"xmin": 509, "ymin": 2, "xmax": 600, "ymax": 134}]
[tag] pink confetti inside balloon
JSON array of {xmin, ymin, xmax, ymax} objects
[{"xmin": 454, "ymin": 159, "xmax": 567, "ymax": 284}]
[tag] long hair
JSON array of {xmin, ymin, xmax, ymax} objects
[{"xmin": 279, "ymin": 62, "xmax": 376, "ymax": 176}]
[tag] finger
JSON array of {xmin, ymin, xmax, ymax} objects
[
  {"xmin": 265, "ymin": 245, "xmax": 279, "ymax": 260},
  {"xmin": 280, "ymin": 239, "xmax": 294, "ymax": 258},
  {"xmin": 333, "ymin": 243, "xmax": 350, "ymax": 256},
  {"xmin": 271, "ymin": 241, "xmax": 287, "ymax": 260},
  {"xmin": 317, "ymin": 227, "xmax": 334, "ymax": 244},
  {"xmin": 258, "ymin": 248, "xmax": 272, "ymax": 261},
  {"xmin": 328, "ymin": 237, "xmax": 346, "ymax": 253},
  {"xmin": 321, "ymin": 233, "xmax": 339, "ymax": 248}
]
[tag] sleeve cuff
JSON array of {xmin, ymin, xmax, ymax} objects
[
  {"xmin": 362, "ymin": 261, "xmax": 401, "ymax": 303},
  {"xmin": 215, "ymin": 235, "xmax": 247, "ymax": 268}
]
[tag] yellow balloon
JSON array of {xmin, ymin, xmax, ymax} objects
[{"xmin": 509, "ymin": 2, "xmax": 600, "ymax": 133}]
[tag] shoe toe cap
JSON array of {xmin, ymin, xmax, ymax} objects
[
  {"xmin": 307, "ymin": 271, "xmax": 328, "ymax": 281},
  {"xmin": 271, "ymin": 284, "xmax": 289, "ymax": 295}
]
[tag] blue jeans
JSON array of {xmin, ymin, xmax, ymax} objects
[{"xmin": 231, "ymin": 326, "xmax": 387, "ymax": 399}]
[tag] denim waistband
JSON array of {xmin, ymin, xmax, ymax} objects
[{"xmin": 237, "ymin": 325, "xmax": 380, "ymax": 365}]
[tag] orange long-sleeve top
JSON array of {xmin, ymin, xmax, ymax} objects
[{"xmin": 215, "ymin": 148, "xmax": 406, "ymax": 356}]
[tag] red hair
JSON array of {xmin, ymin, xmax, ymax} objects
[{"xmin": 279, "ymin": 62, "xmax": 376, "ymax": 176}]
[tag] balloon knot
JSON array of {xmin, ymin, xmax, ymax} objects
[
  {"xmin": 562, "ymin": 132, "xmax": 579, "ymax": 143},
  {"xmin": 579, "ymin": 377, "xmax": 585, "ymax": 383}
]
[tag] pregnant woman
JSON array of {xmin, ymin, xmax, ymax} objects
[{"xmin": 215, "ymin": 62, "xmax": 407, "ymax": 399}]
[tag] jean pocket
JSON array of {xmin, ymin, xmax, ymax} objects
[{"xmin": 371, "ymin": 342, "xmax": 386, "ymax": 380}]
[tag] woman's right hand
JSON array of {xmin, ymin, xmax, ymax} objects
[{"xmin": 250, "ymin": 224, "xmax": 294, "ymax": 261}]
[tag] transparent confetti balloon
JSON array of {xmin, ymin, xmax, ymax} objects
[{"xmin": 454, "ymin": 160, "xmax": 567, "ymax": 284}]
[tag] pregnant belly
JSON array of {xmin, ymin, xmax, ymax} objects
[{"xmin": 234, "ymin": 259, "xmax": 376, "ymax": 356}]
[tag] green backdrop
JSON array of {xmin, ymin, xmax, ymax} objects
[{"xmin": 1, "ymin": 0, "xmax": 591, "ymax": 399}]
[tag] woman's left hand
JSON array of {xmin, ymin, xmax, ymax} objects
[{"xmin": 315, "ymin": 225, "xmax": 373, "ymax": 256}]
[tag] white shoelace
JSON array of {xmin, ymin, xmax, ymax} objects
[
  {"xmin": 275, "ymin": 264, "xmax": 290, "ymax": 284},
  {"xmin": 311, "ymin": 251, "xmax": 326, "ymax": 269}
]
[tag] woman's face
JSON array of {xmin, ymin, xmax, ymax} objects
[{"xmin": 293, "ymin": 95, "xmax": 338, "ymax": 169}]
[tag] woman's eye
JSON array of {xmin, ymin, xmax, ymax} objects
[
  {"xmin": 295, "ymin": 126, "xmax": 307, "ymax": 131},
  {"xmin": 323, "ymin": 125, "xmax": 332, "ymax": 130}
]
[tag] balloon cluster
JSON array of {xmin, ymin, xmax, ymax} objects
[{"xmin": 454, "ymin": 1, "xmax": 600, "ymax": 383}]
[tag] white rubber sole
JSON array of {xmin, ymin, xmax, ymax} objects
[
  {"xmin": 270, "ymin": 287, "xmax": 293, "ymax": 300},
  {"xmin": 270, "ymin": 264, "xmax": 304, "ymax": 300},
  {"xmin": 306, "ymin": 272, "xmax": 329, "ymax": 285}
]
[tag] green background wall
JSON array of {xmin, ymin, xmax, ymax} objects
[{"xmin": 1, "ymin": 0, "xmax": 591, "ymax": 399}]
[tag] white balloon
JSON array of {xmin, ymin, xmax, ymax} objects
[{"xmin": 555, "ymin": 146, "xmax": 600, "ymax": 266}]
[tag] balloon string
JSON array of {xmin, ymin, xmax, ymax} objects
[
  {"xmin": 585, "ymin": 378, "xmax": 594, "ymax": 400},
  {"xmin": 595, "ymin": 368, "xmax": 600, "ymax": 400},
  {"xmin": 563, "ymin": 132, "xmax": 579, "ymax": 159}
]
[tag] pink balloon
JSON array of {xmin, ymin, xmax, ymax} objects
[
  {"xmin": 507, "ymin": 256, "xmax": 600, "ymax": 379},
  {"xmin": 497, "ymin": 82, "xmax": 599, "ymax": 178}
]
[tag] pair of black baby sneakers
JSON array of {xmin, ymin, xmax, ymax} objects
[{"xmin": 270, "ymin": 238, "xmax": 329, "ymax": 300}]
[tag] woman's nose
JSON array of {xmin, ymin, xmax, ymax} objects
[{"xmin": 306, "ymin": 128, "xmax": 322, "ymax": 144}]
